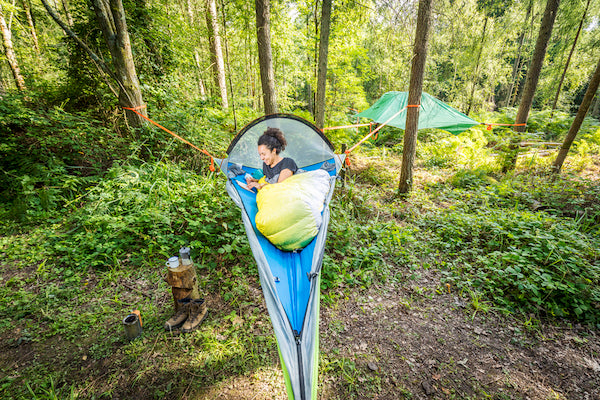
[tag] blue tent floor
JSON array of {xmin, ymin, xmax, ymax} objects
[{"xmin": 229, "ymin": 160, "xmax": 335, "ymax": 334}]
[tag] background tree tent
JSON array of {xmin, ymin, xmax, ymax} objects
[
  {"xmin": 356, "ymin": 91, "xmax": 480, "ymax": 135},
  {"xmin": 216, "ymin": 114, "xmax": 345, "ymax": 400}
]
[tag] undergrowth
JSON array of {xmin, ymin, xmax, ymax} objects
[{"xmin": 1, "ymin": 99, "xmax": 600, "ymax": 399}]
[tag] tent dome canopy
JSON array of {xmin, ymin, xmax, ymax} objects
[
  {"xmin": 227, "ymin": 114, "xmax": 336, "ymax": 169},
  {"xmin": 356, "ymin": 91, "xmax": 480, "ymax": 135}
]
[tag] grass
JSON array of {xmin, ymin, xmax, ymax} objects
[{"xmin": 1, "ymin": 104, "xmax": 599, "ymax": 398}]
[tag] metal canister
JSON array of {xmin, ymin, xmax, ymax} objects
[{"xmin": 123, "ymin": 310, "xmax": 143, "ymax": 340}]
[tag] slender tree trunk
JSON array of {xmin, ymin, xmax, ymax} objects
[
  {"xmin": 22, "ymin": 0, "xmax": 39, "ymax": 53},
  {"xmin": 193, "ymin": 50, "xmax": 207, "ymax": 99},
  {"xmin": 314, "ymin": 0, "xmax": 332, "ymax": 129},
  {"xmin": 504, "ymin": 0, "xmax": 533, "ymax": 106},
  {"xmin": 220, "ymin": 0, "xmax": 237, "ymax": 129},
  {"xmin": 507, "ymin": 0, "xmax": 534, "ymax": 108},
  {"xmin": 506, "ymin": 0, "xmax": 560, "ymax": 171},
  {"xmin": 255, "ymin": 0, "xmax": 277, "ymax": 114},
  {"xmin": 180, "ymin": 0, "xmax": 207, "ymax": 99},
  {"xmin": 466, "ymin": 17, "xmax": 487, "ymax": 115},
  {"xmin": 0, "ymin": 5, "xmax": 26, "ymax": 91},
  {"xmin": 92, "ymin": 0, "xmax": 146, "ymax": 128},
  {"xmin": 206, "ymin": 0, "xmax": 228, "ymax": 108},
  {"xmin": 398, "ymin": 0, "xmax": 433, "ymax": 195},
  {"xmin": 591, "ymin": 90, "xmax": 600, "ymax": 118},
  {"xmin": 550, "ymin": 0, "xmax": 590, "ymax": 117},
  {"xmin": 552, "ymin": 57, "xmax": 600, "ymax": 173},
  {"xmin": 61, "ymin": 0, "xmax": 73, "ymax": 26}
]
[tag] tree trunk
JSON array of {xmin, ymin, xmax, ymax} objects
[
  {"xmin": 550, "ymin": 0, "xmax": 590, "ymax": 117},
  {"xmin": 466, "ymin": 17, "xmax": 487, "ymax": 115},
  {"xmin": 92, "ymin": 0, "xmax": 146, "ymax": 128},
  {"xmin": 506, "ymin": 0, "xmax": 560, "ymax": 171},
  {"xmin": 507, "ymin": 0, "xmax": 534, "ymax": 108},
  {"xmin": 220, "ymin": 0, "xmax": 237, "ymax": 129},
  {"xmin": 206, "ymin": 0, "xmax": 228, "ymax": 108},
  {"xmin": 22, "ymin": 0, "xmax": 39, "ymax": 54},
  {"xmin": 591, "ymin": 89, "xmax": 600, "ymax": 118},
  {"xmin": 398, "ymin": 0, "xmax": 433, "ymax": 195},
  {"xmin": 314, "ymin": 0, "xmax": 332, "ymax": 129},
  {"xmin": 0, "ymin": 5, "xmax": 26, "ymax": 91},
  {"xmin": 165, "ymin": 263, "xmax": 201, "ymax": 311},
  {"xmin": 552, "ymin": 57, "xmax": 600, "ymax": 173},
  {"xmin": 193, "ymin": 49, "xmax": 208, "ymax": 99},
  {"xmin": 255, "ymin": 0, "xmax": 277, "ymax": 114},
  {"xmin": 61, "ymin": 0, "xmax": 74, "ymax": 26}
]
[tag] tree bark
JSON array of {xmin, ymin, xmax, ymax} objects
[
  {"xmin": 314, "ymin": 0, "xmax": 332, "ymax": 129},
  {"xmin": 22, "ymin": 0, "xmax": 39, "ymax": 54},
  {"xmin": 506, "ymin": 0, "xmax": 560, "ymax": 171},
  {"xmin": 61, "ymin": 0, "xmax": 74, "ymax": 26},
  {"xmin": 165, "ymin": 263, "xmax": 201, "ymax": 311},
  {"xmin": 466, "ymin": 17, "xmax": 487, "ymax": 115},
  {"xmin": 398, "ymin": 0, "xmax": 433, "ymax": 194},
  {"xmin": 550, "ymin": 0, "xmax": 590, "ymax": 117},
  {"xmin": 220, "ymin": 0, "xmax": 237, "ymax": 129},
  {"xmin": 0, "ymin": 5, "xmax": 26, "ymax": 91},
  {"xmin": 552, "ymin": 57, "xmax": 600, "ymax": 173},
  {"xmin": 193, "ymin": 49, "xmax": 208, "ymax": 99},
  {"xmin": 206, "ymin": 0, "xmax": 228, "ymax": 108},
  {"xmin": 91, "ymin": 0, "xmax": 146, "ymax": 128},
  {"xmin": 507, "ymin": 0, "xmax": 534, "ymax": 108},
  {"xmin": 255, "ymin": 0, "xmax": 277, "ymax": 114}
]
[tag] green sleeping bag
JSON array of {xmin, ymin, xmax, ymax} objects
[{"xmin": 255, "ymin": 169, "xmax": 331, "ymax": 251}]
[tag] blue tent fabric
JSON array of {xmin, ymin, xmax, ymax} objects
[{"xmin": 219, "ymin": 114, "xmax": 345, "ymax": 400}]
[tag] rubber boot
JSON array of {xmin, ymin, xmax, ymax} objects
[
  {"xmin": 181, "ymin": 299, "xmax": 207, "ymax": 333},
  {"xmin": 164, "ymin": 297, "xmax": 192, "ymax": 331}
]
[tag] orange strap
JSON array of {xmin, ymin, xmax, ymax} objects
[
  {"xmin": 485, "ymin": 122, "xmax": 527, "ymax": 130},
  {"xmin": 123, "ymin": 106, "xmax": 215, "ymax": 172}
]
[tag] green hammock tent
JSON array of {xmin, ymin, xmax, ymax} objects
[{"xmin": 356, "ymin": 91, "xmax": 480, "ymax": 135}]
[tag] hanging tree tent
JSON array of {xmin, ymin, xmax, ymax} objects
[
  {"xmin": 122, "ymin": 98, "xmax": 519, "ymax": 400},
  {"xmin": 217, "ymin": 114, "xmax": 345, "ymax": 400},
  {"xmin": 355, "ymin": 91, "xmax": 480, "ymax": 135}
]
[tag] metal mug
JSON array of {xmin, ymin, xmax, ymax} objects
[{"xmin": 165, "ymin": 256, "xmax": 179, "ymax": 269}]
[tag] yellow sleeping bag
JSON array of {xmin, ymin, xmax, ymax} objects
[{"xmin": 256, "ymin": 169, "xmax": 331, "ymax": 251}]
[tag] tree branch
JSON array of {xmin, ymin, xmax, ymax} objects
[{"xmin": 40, "ymin": 0, "xmax": 124, "ymax": 98}]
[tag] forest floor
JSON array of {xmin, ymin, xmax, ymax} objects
[
  {"xmin": 3, "ymin": 261, "xmax": 599, "ymax": 400},
  {"xmin": 1, "ymin": 156, "xmax": 599, "ymax": 400},
  {"xmin": 204, "ymin": 267, "xmax": 600, "ymax": 399}
]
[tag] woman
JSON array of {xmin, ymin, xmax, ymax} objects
[{"xmin": 246, "ymin": 127, "xmax": 297, "ymax": 190}]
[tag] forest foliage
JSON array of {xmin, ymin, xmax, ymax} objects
[
  {"xmin": 1, "ymin": 0, "xmax": 600, "ymax": 332},
  {"xmin": 1, "ymin": 1, "xmax": 600, "ymax": 398}
]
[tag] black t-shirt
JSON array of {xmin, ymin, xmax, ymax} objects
[{"xmin": 263, "ymin": 157, "xmax": 298, "ymax": 183}]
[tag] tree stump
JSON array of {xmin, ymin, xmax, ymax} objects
[{"xmin": 165, "ymin": 263, "xmax": 200, "ymax": 311}]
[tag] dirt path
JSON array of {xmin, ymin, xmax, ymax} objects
[
  {"xmin": 201, "ymin": 269, "xmax": 600, "ymax": 400},
  {"xmin": 319, "ymin": 283, "xmax": 599, "ymax": 399}
]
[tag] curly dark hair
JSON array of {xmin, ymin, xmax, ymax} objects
[{"xmin": 258, "ymin": 127, "xmax": 287, "ymax": 154}]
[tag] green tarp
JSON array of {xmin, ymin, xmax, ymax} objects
[{"xmin": 356, "ymin": 91, "xmax": 480, "ymax": 135}]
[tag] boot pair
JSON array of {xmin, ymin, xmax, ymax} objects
[{"xmin": 164, "ymin": 297, "xmax": 207, "ymax": 333}]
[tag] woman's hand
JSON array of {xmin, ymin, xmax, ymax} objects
[{"xmin": 247, "ymin": 181, "xmax": 262, "ymax": 190}]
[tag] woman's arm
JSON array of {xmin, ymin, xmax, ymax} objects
[{"xmin": 277, "ymin": 168, "xmax": 293, "ymax": 183}]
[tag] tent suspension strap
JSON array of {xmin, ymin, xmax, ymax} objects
[
  {"xmin": 345, "ymin": 105, "xmax": 418, "ymax": 154},
  {"xmin": 123, "ymin": 106, "xmax": 216, "ymax": 172},
  {"xmin": 484, "ymin": 122, "xmax": 527, "ymax": 130},
  {"xmin": 321, "ymin": 122, "xmax": 374, "ymax": 131}
]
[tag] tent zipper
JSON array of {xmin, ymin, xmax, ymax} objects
[{"xmin": 293, "ymin": 330, "xmax": 306, "ymax": 400}]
